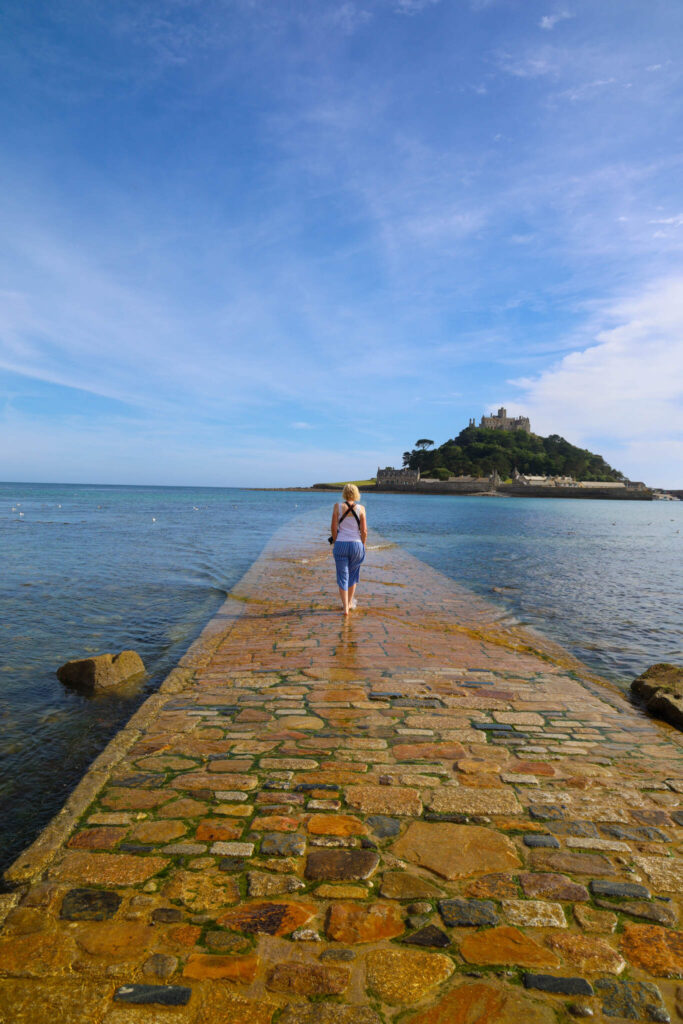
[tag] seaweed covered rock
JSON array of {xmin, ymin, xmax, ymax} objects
[
  {"xmin": 57, "ymin": 650, "xmax": 145, "ymax": 693},
  {"xmin": 631, "ymin": 663, "xmax": 683, "ymax": 730}
]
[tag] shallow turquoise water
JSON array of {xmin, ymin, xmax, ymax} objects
[{"xmin": 1, "ymin": 482, "xmax": 681, "ymax": 877}]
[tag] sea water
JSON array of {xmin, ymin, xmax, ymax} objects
[{"xmin": 1, "ymin": 482, "xmax": 681, "ymax": 876}]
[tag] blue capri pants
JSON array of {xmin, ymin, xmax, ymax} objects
[{"xmin": 333, "ymin": 540, "xmax": 365, "ymax": 590}]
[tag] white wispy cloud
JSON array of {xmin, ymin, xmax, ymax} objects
[
  {"xmin": 507, "ymin": 276, "xmax": 683, "ymax": 485},
  {"xmin": 394, "ymin": 0, "xmax": 441, "ymax": 15},
  {"xmin": 539, "ymin": 11, "xmax": 572, "ymax": 31}
]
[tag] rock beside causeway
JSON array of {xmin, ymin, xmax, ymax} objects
[
  {"xmin": 631, "ymin": 663, "xmax": 683, "ymax": 730},
  {"xmin": 57, "ymin": 650, "xmax": 146, "ymax": 693}
]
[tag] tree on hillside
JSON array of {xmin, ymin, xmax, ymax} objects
[{"xmin": 403, "ymin": 427, "xmax": 624, "ymax": 481}]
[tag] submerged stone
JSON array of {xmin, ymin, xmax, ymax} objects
[
  {"xmin": 60, "ymin": 888, "xmax": 121, "ymax": 921},
  {"xmin": 113, "ymin": 984, "xmax": 190, "ymax": 1005}
]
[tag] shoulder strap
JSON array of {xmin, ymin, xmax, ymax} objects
[{"xmin": 338, "ymin": 501, "xmax": 361, "ymax": 526}]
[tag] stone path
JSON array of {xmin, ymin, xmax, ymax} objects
[{"xmin": 1, "ymin": 512, "xmax": 682, "ymax": 1024}]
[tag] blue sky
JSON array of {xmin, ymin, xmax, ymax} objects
[{"xmin": 1, "ymin": 0, "xmax": 682, "ymax": 486}]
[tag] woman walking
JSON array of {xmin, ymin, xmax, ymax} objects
[{"xmin": 331, "ymin": 484, "xmax": 367, "ymax": 616}]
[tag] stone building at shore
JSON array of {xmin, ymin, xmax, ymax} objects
[{"xmin": 376, "ymin": 466, "xmax": 420, "ymax": 486}]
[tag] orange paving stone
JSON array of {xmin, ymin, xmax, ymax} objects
[{"xmin": 0, "ymin": 513, "xmax": 681, "ymax": 1023}]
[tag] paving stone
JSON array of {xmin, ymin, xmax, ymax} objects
[
  {"xmin": 75, "ymin": 920, "xmax": 157, "ymax": 957},
  {"xmin": 305, "ymin": 849, "xmax": 379, "ymax": 881},
  {"xmin": 100, "ymin": 787, "xmax": 174, "ymax": 810},
  {"xmin": 141, "ymin": 954, "xmax": 179, "ymax": 980},
  {"xmin": 247, "ymin": 871, "xmax": 305, "ymax": 896},
  {"xmin": 427, "ymin": 788, "xmax": 521, "ymax": 815},
  {"xmin": 151, "ymin": 907, "xmax": 183, "ymax": 923},
  {"xmin": 633, "ymin": 855, "xmax": 683, "ymax": 893},
  {"xmin": 589, "ymin": 880, "xmax": 651, "ymax": 899},
  {"xmin": 260, "ymin": 833, "xmax": 306, "ymax": 856},
  {"xmin": 403, "ymin": 925, "xmax": 451, "ymax": 948},
  {"xmin": 523, "ymin": 974, "xmax": 594, "ymax": 996},
  {"xmin": 574, "ymin": 904, "xmax": 617, "ymax": 932},
  {"xmin": 161, "ymin": 842, "xmax": 207, "ymax": 855},
  {"xmin": 463, "ymin": 873, "xmax": 519, "ymax": 899},
  {"xmin": 379, "ymin": 872, "xmax": 441, "ymax": 899},
  {"xmin": 211, "ymin": 841, "xmax": 255, "ymax": 856},
  {"xmin": 60, "ymin": 888, "xmax": 122, "ymax": 921},
  {"xmin": 456, "ymin": 758, "xmax": 502, "ymax": 775},
  {"xmin": 459, "ymin": 925, "xmax": 561, "ymax": 968},
  {"xmin": 316, "ymin": 884, "xmax": 368, "ymax": 899},
  {"xmin": 366, "ymin": 949, "xmax": 454, "ymax": 1004},
  {"xmin": 326, "ymin": 901, "xmax": 404, "ymax": 943},
  {"xmin": 502, "ymin": 899, "xmax": 567, "ymax": 928},
  {"xmin": 205, "ymin": 930, "xmax": 252, "ymax": 952},
  {"xmin": 501, "ymin": 773, "xmax": 539, "ymax": 785},
  {"xmin": 113, "ymin": 984, "xmax": 191, "ymax": 1006},
  {"xmin": 157, "ymin": 797, "xmax": 209, "ymax": 818},
  {"xmin": 307, "ymin": 814, "xmax": 368, "ymax": 836},
  {"xmin": 529, "ymin": 804, "xmax": 566, "ymax": 821},
  {"xmin": 595, "ymin": 977, "xmax": 670, "ymax": 1021},
  {"xmin": 620, "ymin": 923, "xmax": 683, "ymax": 977},
  {"xmin": 345, "ymin": 784, "xmax": 422, "ymax": 816},
  {"xmin": 0, "ymin": 931, "xmax": 77, "ymax": 978},
  {"xmin": 438, "ymin": 899, "xmax": 498, "ymax": 927},
  {"xmin": 162, "ymin": 869, "xmax": 240, "ymax": 911},
  {"xmin": 523, "ymin": 834, "xmax": 560, "ymax": 848},
  {"xmin": 392, "ymin": 822, "xmax": 521, "ymax": 881},
  {"xmin": 216, "ymin": 790, "xmax": 250, "ymax": 802},
  {"xmin": 265, "ymin": 961, "xmax": 349, "ymax": 995},
  {"xmin": 320, "ymin": 948, "xmax": 356, "ymax": 961},
  {"xmin": 130, "ymin": 820, "xmax": 187, "ymax": 844},
  {"xmin": 403, "ymin": 980, "xmax": 557, "ymax": 1024},
  {"xmin": 218, "ymin": 900, "xmax": 317, "ymax": 936},
  {"xmin": 566, "ymin": 836, "xmax": 630, "ymax": 852},
  {"xmin": 528, "ymin": 850, "xmax": 615, "ymax": 876},
  {"xmin": 545, "ymin": 933, "xmax": 627, "ymax": 975},
  {"xmin": 195, "ymin": 820, "xmax": 244, "ymax": 842},
  {"xmin": 50, "ymin": 852, "xmax": 168, "ymax": 886},
  {"xmin": 67, "ymin": 826, "xmax": 127, "ymax": 850},
  {"xmin": 598, "ymin": 899, "xmax": 678, "ymax": 927},
  {"xmin": 182, "ymin": 953, "xmax": 259, "ymax": 981},
  {"xmin": 601, "ymin": 824, "xmax": 671, "ymax": 843},
  {"xmin": 547, "ymin": 819, "xmax": 599, "ymax": 838}
]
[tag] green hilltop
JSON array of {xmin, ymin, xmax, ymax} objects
[{"xmin": 403, "ymin": 426, "xmax": 625, "ymax": 482}]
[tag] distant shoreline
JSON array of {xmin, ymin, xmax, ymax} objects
[{"xmin": 250, "ymin": 484, "xmax": 656, "ymax": 500}]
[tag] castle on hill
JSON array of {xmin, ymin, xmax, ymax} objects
[{"xmin": 469, "ymin": 407, "xmax": 531, "ymax": 433}]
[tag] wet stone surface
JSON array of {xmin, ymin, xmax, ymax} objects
[
  {"xmin": 59, "ymin": 888, "xmax": 121, "ymax": 921},
  {"xmin": 2, "ymin": 516, "xmax": 682, "ymax": 1024},
  {"xmin": 438, "ymin": 898, "xmax": 498, "ymax": 927},
  {"xmin": 113, "ymin": 983, "xmax": 192, "ymax": 1005}
]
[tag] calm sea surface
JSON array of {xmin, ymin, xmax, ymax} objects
[{"xmin": 1, "ymin": 482, "xmax": 681, "ymax": 877}]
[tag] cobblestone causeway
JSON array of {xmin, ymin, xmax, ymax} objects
[{"xmin": 1, "ymin": 513, "xmax": 682, "ymax": 1023}]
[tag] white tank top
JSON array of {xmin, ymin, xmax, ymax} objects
[{"xmin": 337, "ymin": 502, "xmax": 362, "ymax": 541}]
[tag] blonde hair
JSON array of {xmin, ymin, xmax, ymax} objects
[{"xmin": 342, "ymin": 483, "xmax": 360, "ymax": 501}]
